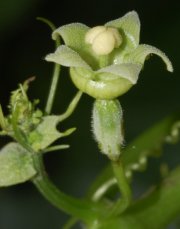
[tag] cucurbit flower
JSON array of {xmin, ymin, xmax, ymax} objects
[{"xmin": 45, "ymin": 11, "xmax": 173, "ymax": 100}]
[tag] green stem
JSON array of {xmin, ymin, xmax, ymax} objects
[
  {"xmin": 11, "ymin": 105, "xmax": 32, "ymax": 151},
  {"xmin": 32, "ymin": 154, "xmax": 104, "ymax": 224},
  {"xmin": 45, "ymin": 63, "xmax": 61, "ymax": 114},
  {"xmin": 38, "ymin": 18, "xmax": 61, "ymax": 115},
  {"xmin": 0, "ymin": 104, "xmax": 7, "ymax": 130},
  {"xmin": 110, "ymin": 160, "xmax": 132, "ymax": 216},
  {"xmin": 63, "ymin": 217, "xmax": 78, "ymax": 229},
  {"xmin": 58, "ymin": 91, "xmax": 83, "ymax": 122},
  {"xmin": 92, "ymin": 178, "xmax": 117, "ymax": 202},
  {"xmin": 43, "ymin": 144, "xmax": 69, "ymax": 153}
]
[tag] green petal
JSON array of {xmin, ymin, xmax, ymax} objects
[
  {"xmin": 97, "ymin": 63, "xmax": 142, "ymax": 84},
  {"xmin": 125, "ymin": 44, "xmax": 173, "ymax": 72},
  {"xmin": 105, "ymin": 11, "xmax": 140, "ymax": 48},
  {"xmin": 45, "ymin": 45, "xmax": 91, "ymax": 69},
  {"xmin": 52, "ymin": 23, "xmax": 89, "ymax": 51},
  {"xmin": 52, "ymin": 23, "xmax": 100, "ymax": 69},
  {"xmin": 0, "ymin": 143, "xmax": 36, "ymax": 187}
]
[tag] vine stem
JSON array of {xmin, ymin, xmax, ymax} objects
[
  {"xmin": 45, "ymin": 63, "xmax": 60, "ymax": 114},
  {"xmin": 37, "ymin": 17, "xmax": 61, "ymax": 115},
  {"xmin": 110, "ymin": 160, "xmax": 132, "ymax": 216},
  {"xmin": 32, "ymin": 154, "xmax": 104, "ymax": 224},
  {"xmin": 58, "ymin": 91, "xmax": 83, "ymax": 122}
]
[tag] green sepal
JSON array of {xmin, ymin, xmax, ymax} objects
[
  {"xmin": 125, "ymin": 44, "xmax": 173, "ymax": 72},
  {"xmin": 28, "ymin": 115, "xmax": 75, "ymax": 152},
  {"xmin": 0, "ymin": 142, "xmax": 36, "ymax": 187}
]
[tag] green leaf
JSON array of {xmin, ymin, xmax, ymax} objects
[
  {"xmin": 106, "ymin": 11, "xmax": 140, "ymax": 48},
  {"xmin": 97, "ymin": 63, "xmax": 142, "ymax": 84},
  {"xmin": 0, "ymin": 142, "xmax": 36, "ymax": 187},
  {"xmin": 28, "ymin": 115, "xmax": 75, "ymax": 151},
  {"xmin": 45, "ymin": 45, "xmax": 91, "ymax": 69},
  {"xmin": 28, "ymin": 116, "xmax": 61, "ymax": 151},
  {"xmin": 125, "ymin": 44, "xmax": 173, "ymax": 72}
]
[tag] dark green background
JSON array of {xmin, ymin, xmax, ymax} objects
[{"xmin": 0, "ymin": 0, "xmax": 180, "ymax": 228}]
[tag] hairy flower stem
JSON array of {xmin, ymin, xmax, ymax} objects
[
  {"xmin": 32, "ymin": 154, "xmax": 104, "ymax": 224},
  {"xmin": 110, "ymin": 160, "xmax": 132, "ymax": 216}
]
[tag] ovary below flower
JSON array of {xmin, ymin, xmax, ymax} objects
[{"xmin": 85, "ymin": 26, "xmax": 123, "ymax": 55}]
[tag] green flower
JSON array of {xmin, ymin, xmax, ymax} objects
[{"xmin": 45, "ymin": 11, "xmax": 173, "ymax": 100}]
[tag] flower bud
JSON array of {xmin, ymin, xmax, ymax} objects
[
  {"xmin": 92, "ymin": 99, "xmax": 124, "ymax": 161},
  {"xmin": 85, "ymin": 26, "xmax": 123, "ymax": 55}
]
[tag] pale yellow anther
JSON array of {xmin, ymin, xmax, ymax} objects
[
  {"xmin": 92, "ymin": 30, "xmax": 115, "ymax": 55},
  {"xmin": 85, "ymin": 26, "xmax": 106, "ymax": 44},
  {"xmin": 85, "ymin": 26, "xmax": 123, "ymax": 55}
]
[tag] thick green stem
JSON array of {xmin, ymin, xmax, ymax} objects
[
  {"xmin": 32, "ymin": 154, "xmax": 103, "ymax": 224},
  {"xmin": 110, "ymin": 160, "xmax": 132, "ymax": 216}
]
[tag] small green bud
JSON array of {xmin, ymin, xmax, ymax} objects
[
  {"xmin": 92, "ymin": 99, "xmax": 124, "ymax": 161},
  {"xmin": 85, "ymin": 26, "xmax": 123, "ymax": 55}
]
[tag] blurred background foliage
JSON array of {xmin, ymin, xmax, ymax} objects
[{"xmin": 0, "ymin": 0, "xmax": 180, "ymax": 228}]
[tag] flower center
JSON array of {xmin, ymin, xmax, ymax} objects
[{"xmin": 85, "ymin": 26, "xmax": 123, "ymax": 55}]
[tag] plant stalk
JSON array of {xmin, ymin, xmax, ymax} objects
[
  {"xmin": 45, "ymin": 63, "xmax": 60, "ymax": 114},
  {"xmin": 110, "ymin": 160, "xmax": 132, "ymax": 216},
  {"xmin": 32, "ymin": 154, "xmax": 104, "ymax": 224}
]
